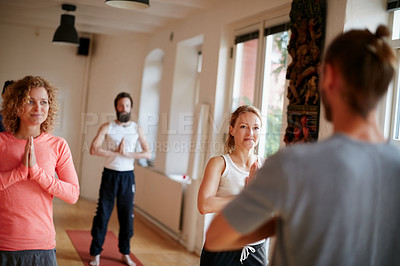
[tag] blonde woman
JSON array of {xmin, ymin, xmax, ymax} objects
[{"xmin": 198, "ymin": 105, "xmax": 266, "ymax": 265}]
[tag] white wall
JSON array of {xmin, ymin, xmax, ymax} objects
[
  {"xmin": 345, "ymin": 0, "xmax": 389, "ymax": 31},
  {"xmin": 79, "ymin": 33, "xmax": 148, "ymax": 200},
  {"xmin": 138, "ymin": 49, "xmax": 164, "ymax": 165},
  {"xmin": 165, "ymin": 36, "xmax": 202, "ymax": 175},
  {"xmin": 0, "ymin": 23, "xmax": 88, "ymax": 175},
  {"xmin": 318, "ymin": 0, "xmax": 390, "ymax": 140}
]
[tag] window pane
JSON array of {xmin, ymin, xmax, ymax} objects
[
  {"xmin": 393, "ymin": 10, "xmax": 400, "ymax": 40},
  {"xmin": 393, "ymin": 51, "xmax": 400, "ymax": 140},
  {"xmin": 260, "ymin": 30, "xmax": 289, "ymax": 157},
  {"xmin": 232, "ymin": 38, "xmax": 258, "ymax": 110}
]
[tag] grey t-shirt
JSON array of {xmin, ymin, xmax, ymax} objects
[{"xmin": 223, "ymin": 134, "xmax": 400, "ymax": 266}]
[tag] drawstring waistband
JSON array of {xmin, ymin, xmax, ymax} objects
[{"xmin": 240, "ymin": 245, "xmax": 256, "ymax": 264}]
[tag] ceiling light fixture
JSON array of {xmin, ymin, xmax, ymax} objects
[
  {"xmin": 105, "ymin": 0, "xmax": 150, "ymax": 10},
  {"xmin": 52, "ymin": 4, "xmax": 79, "ymax": 46}
]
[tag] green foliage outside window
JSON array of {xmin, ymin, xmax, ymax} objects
[{"xmin": 264, "ymin": 31, "xmax": 289, "ymax": 157}]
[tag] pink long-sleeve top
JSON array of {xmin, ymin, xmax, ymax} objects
[{"xmin": 0, "ymin": 132, "xmax": 80, "ymax": 251}]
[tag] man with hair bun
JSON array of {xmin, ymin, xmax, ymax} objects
[{"xmin": 204, "ymin": 25, "xmax": 400, "ymax": 265}]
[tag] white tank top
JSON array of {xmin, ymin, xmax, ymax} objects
[
  {"xmin": 216, "ymin": 154, "xmax": 265, "ymax": 198},
  {"xmin": 104, "ymin": 121, "xmax": 139, "ymax": 171},
  {"xmin": 215, "ymin": 154, "xmax": 266, "ymax": 247}
]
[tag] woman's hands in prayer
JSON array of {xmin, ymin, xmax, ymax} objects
[
  {"xmin": 23, "ymin": 136, "xmax": 37, "ymax": 168},
  {"xmin": 245, "ymin": 162, "xmax": 258, "ymax": 187}
]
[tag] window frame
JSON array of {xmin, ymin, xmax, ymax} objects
[
  {"xmin": 387, "ymin": 49, "xmax": 400, "ymax": 142},
  {"xmin": 230, "ymin": 22, "xmax": 264, "ymax": 111},
  {"xmin": 230, "ymin": 19, "xmax": 290, "ymax": 156},
  {"xmin": 258, "ymin": 25, "xmax": 290, "ymax": 157},
  {"xmin": 385, "ymin": 10, "xmax": 400, "ymax": 146}
]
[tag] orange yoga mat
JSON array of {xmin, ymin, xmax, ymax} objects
[{"xmin": 66, "ymin": 230, "xmax": 143, "ymax": 266}]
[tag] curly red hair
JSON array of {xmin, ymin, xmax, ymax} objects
[{"xmin": 1, "ymin": 76, "xmax": 59, "ymax": 133}]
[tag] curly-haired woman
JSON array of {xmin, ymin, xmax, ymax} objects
[{"xmin": 0, "ymin": 76, "xmax": 79, "ymax": 265}]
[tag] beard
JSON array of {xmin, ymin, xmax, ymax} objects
[{"xmin": 116, "ymin": 111, "xmax": 131, "ymax": 123}]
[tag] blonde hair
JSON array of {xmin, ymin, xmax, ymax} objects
[
  {"xmin": 224, "ymin": 105, "xmax": 262, "ymax": 154},
  {"xmin": 1, "ymin": 76, "xmax": 59, "ymax": 133}
]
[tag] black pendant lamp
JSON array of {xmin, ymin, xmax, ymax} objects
[
  {"xmin": 105, "ymin": 0, "xmax": 150, "ymax": 9},
  {"xmin": 52, "ymin": 4, "xmax": 79, "ymax": 46}
]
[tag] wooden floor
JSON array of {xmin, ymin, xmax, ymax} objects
[{"xmin": 54, "ymin": 197, "xmax": 200, "ymax": 266}]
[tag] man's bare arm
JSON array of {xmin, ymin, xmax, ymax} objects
[
  {"xmin": 135, "ymin": 126, "xmax": 151, "ymax": 159},
  {"xmin": 204, "ymin": 212, "xmax": 276, "ymax": 251},
  {"xmin": 90, "ymin": 123, "xmax": 118, "ymax": 157},
  {"xmin": 118, "ymin": 126, "xmax": 151, "ymax": 159}
]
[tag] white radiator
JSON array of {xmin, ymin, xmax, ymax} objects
[{"xmin": 134, "ymin": 165, "xmax": 184, "ymax": 237}]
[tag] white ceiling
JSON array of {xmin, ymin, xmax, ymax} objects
[{"xmin": 0, "ymin": 0, "xmax": 220, "ymax": 36}]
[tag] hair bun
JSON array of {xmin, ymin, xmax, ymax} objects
[{"xmin": 375, "ymin": 25, "xmax": 390, "ymax": 39}]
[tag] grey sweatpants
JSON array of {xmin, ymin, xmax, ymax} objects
[{"xmin": 0, "ymin": 249, "xmax": 57, "ymax": 266}]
